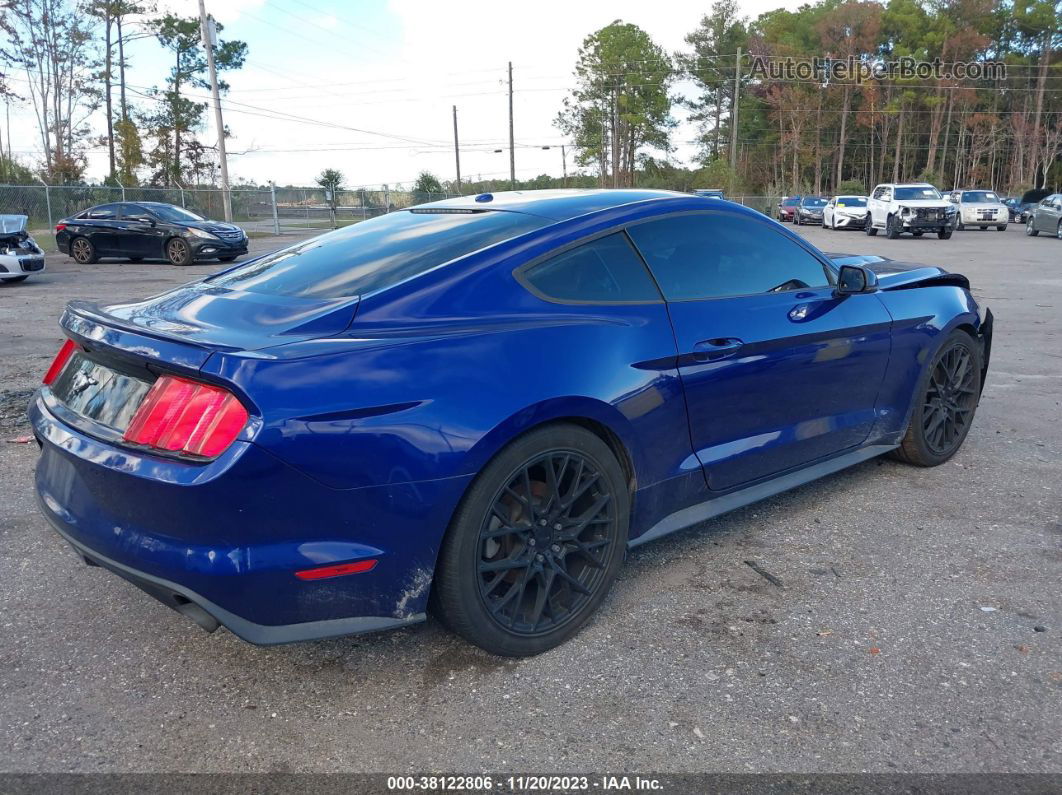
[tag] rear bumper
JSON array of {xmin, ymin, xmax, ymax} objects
[
  {"xmin": 39, "ymin": 502, "xmax": 422, "ymax": 644},
  {"xmin": 28, "ymin": 391, "xmax": 468, "ymax": 644}
]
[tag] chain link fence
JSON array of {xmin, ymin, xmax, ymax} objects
[
  {"xmin": 0, "ymin": 183, "xmax": 459, "ymax": 238},
  {"xmin": 0, "ymin": 184, "xmax": 783, "ymax": 241}
]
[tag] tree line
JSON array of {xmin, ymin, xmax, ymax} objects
[
  {"xmin": 554, "ymin": 0, "xmax": 1060, "ymax": 195},
  {"xmin": 0, "ymin": 0, "xmax": 245, "ymax": 187},
  {"xmin": 0, "ymin": 0, "xmax": 1057, "ymax": 196}
]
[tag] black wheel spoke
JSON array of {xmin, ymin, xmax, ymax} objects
[
  {"xmin": 479, "ymin": 556, "xmax": 527, "ymax": 574},
  {"xmin": 475, "ymin": 448, "xmax": 617, "ymax": 637}
]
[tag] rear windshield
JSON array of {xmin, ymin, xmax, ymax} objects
[{"xmin": 208, "ymin": 209, "xmax": 549, "ymax": 299}]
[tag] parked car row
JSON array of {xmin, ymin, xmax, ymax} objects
[{"xmin": 775, "ymin": 184, "xmax": 1061, "ymax": 241}]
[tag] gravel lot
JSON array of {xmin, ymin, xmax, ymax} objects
[{"xmin": 1, "ymin": 223, "xmax": 1059, "ymax": 774}]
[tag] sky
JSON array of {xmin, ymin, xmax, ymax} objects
[{"xmin": 6, "ymin": 0, "xmax": 806, "ymax": 188}]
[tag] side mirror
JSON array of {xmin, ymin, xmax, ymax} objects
[{"xmin": 836, "ymin": 264, "xmax": 878, "ymax": 295}]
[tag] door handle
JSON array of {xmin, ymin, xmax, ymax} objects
[{"xmin": 692, "ymin": 337, "xmax": 744, "ymax": 362}]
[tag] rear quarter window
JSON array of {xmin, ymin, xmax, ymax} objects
[
  {"xmin": 518, "ymin": 233, "xmax": 661, "ymax": 304},
  {"xmin": 208, "ymin": 209, "xmax": 549, "ymax": 298}
]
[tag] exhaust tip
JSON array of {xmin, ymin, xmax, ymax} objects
[{"xmin": 174, "ymin": 599, "xmax": 221, "ymax": 634}]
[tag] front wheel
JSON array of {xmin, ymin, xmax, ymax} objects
[
  {"xmin": 956, "ymin": 220, "xmax": 965, "ymax": 231},
  {"xmin": 912, "ymin": 231, "xmax": 924, "ymax": 237},
  {"xmin": 1056, "ymin": 221, "xmax": 1062, "ymax": 240},
  {"xmin": 891, "ymin": 330, "xmax": 981, "ymax": 467},
  {"xmin": 432, "ymin": 424, "xmax": 628, "ymax": 656},
  {"xmin": 996, "ymin": 225, "xmax": 1007, "ymax": 232},
  {"xmin": 166, "ymin": 237, "xmax": 193, "ymax": 266},
  {"xmin": 938, "ymin": 228, "xmax": 952, "ymax": 239},
  {"xmin": 1026, "ymin": 220, "xmax": 1039, "ymax": 237}
]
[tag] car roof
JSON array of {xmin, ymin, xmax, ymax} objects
[{"xmin": 416, "ymin": 189, "xmax": 694, "ymax": 222}]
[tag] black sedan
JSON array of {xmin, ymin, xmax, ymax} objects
[{"xmin": 55, "ymin": 202, "xmax": 248, "ymax": 266}]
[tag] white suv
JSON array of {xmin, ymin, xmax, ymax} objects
[{"xmin": 866, "ymin": 183, "xmax": 955, "ymax": 239}]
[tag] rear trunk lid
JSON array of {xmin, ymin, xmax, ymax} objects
[
  {"xmin": 48, "ymin": 285, "xmax": 358, "ymax": 445},
  {"xmin": 73, "ymin": 282, "xmax": 359, "ymax": 353}
]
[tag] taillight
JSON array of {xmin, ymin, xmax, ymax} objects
[
  {"xmin": 43, "ymin": 339, "xmax": 77, "ymax": 385},
  {"xmin": 123, "ymin": 375, "xmax": 248, "ymax": 458},
  {"xmin": 55, "ymin": 223, "xmax": 67, "ymax": 232}
]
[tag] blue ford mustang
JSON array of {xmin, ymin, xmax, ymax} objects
[{"xmin": 30, "ymin": 190, "xmax": 992, "ymax": 656}]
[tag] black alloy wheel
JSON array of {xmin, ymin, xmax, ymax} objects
[
  {"xmin": 433, "ymin": 424, "xmax": 627, "ymax": 656},
  {"xmin": 476, "ymin": 450, "xmax": 616, "ymax": 637},
  {"xmin": 892, "ymin": 330, "xmax": 981, "ymax": 466}
]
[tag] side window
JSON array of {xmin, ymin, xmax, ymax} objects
[
  {"xmin": 871, "ymin": 187, "xmax": 884, "ymax": 200},
  {"xmin": 519, "ymin": 233, "xmax": 661, "ymax": 303},
  {"xmin": 627, "ymin": 213, "xmax": 831, "ymax": 301},
  {"xmin": 87, "ymin": 204, "xmax": 118, "ymax": 219},
  {"xmin": 118, "ymin": 203, "xmax": 146, "ymax": 219}
]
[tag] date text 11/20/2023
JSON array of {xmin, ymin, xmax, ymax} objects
[{"xmin": 385, "ymin": 775, "xmax": 664, "ymax": 791}]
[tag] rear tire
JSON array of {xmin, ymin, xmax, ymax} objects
[
  {"xmin": 166, "ymin": 237, "xmax": 193, "ymax": 266},
  {"xmin": 1056, "ymin": 221, "xmax": 1062, "ymax": 240},
  {"xmin": 912, "ymin": 231, "xmax": 924, "ymax": 237},
  {"xmin": 1026, "ymin": 220, "xmax": 1038, "ymax": 237},
  {"xmin": 886, "ymin": 214, "xmax": 901, "ymax": 239},
  {"xmin": 891, "ymin": 330, "xmax": 981, "ymax": 467},
  {"xmin": 70, "ymin": 236, "xmax": 97, "ymax": 264},
  {"xmin": 865, "ymin": 219, "xmax": 878, "ymax": 236},
  {"xmin": 432, "ymin": 423, "xmax": 628, "ymax": 656}
]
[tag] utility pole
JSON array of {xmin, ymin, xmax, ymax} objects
[
  {"xmin": 600, "ymin": 118, "xmax": 607, "ymax": 188},
  {"xmin": 611, "ymin": 87, "xmax": 619, "ymax": 188},
  {"xmin": 199, "ymin": 0, "xmax": 232, "ymax": 222},
  {"xmin": 729, "ymin": 47, "xmax": 742, "ymax": 182},
  {"xmin": 452, "ymin": 105, "xmax": 462, "ymax": 193},
  {"xmin": 508, "ymin": 62, "xmax": 515, "ymax": 189},
  {"xmin": 561, "ymin": 144, "xmax": 567, "ymax": 188}
]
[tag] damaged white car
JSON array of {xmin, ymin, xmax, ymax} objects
[{"xmin": 0, "ymin": 215, "xmax": 46, "ymax": 284}]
